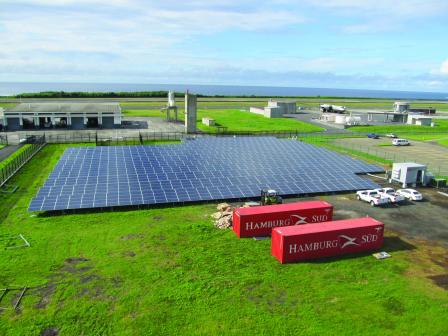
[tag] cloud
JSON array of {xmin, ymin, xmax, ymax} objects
[
  {"xmin": 306, "ymin": 0, "xmax": 448, "ymax": 33},
  {"xmin": 441, "ymin": 60, "xmax": 448, "ymax": 75}
]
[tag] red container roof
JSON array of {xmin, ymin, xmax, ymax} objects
[
  {"xmin": 235, "ymin": 201, "xmax": 332, "ymax": 216},
  {"xmin": 274, "ymin": 217, "xmax": 383, "ymax": 236}
]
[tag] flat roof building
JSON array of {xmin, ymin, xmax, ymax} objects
[
  {"xmin": 1, "ymin": 103, "xmax": 122, "ymax": 131},
  {"xmin": 407, "ymin": 114, "xmax": 432, "ymax": 126}
]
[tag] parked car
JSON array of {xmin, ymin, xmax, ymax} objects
[
  {"xmin": 385, "ymin": 133, "xmax": 398, "ymax": 138},
  {"xmin": 392, "ymin": 138, "xmax": 410, "ymax": 146},
  {"xmin": 373, "ymin": 188, "xmax": 405, "ymax": 203},
  {"xmin": 367, "ymin": 133, "xmax": 380, "ymax": 139},
  {"xmin": 356, "ymin": 190, "xmax": 390, "ymax": 206},
  {"xmin": 396, "ymin": 189, "xmax": 423, "ymax": 201}
]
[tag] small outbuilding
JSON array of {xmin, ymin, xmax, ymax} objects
[
  {"xmin": 389, "ymin": 162, "xmax": 429, "ymax": 187},
  {"xmin": 407, "ymin": 114, "xmax": 432, "ymax": 126},
  {"xmin": 249, "ymin": 100, "xmax": 296, "ymax": 118}
]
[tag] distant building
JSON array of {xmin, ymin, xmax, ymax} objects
[
  {"xmin": 250, "ymin": 100, "xmax": 296, "ymax": 118},
  {"xmin": 407, "ymin": 114, "xmax": 432, "ymax": 126},
  {"xmin": 393, "ymin": 102, "xmax": 410, "ymax": 113},
  {"xmin": 1, "ymin": 103, "xmax": 122, "ymax": 131},
  {"xmin": 394, "ymin": 101, "xmax": 435, "ymax": 114}
]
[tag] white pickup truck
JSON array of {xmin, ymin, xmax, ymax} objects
[
  {"xmin": 373, "ymin": 188, "xmax": 405, "ymax": 203},
  {"xmin": 356, "ymin": 190, "xmax": 390, "ymax": 206}
]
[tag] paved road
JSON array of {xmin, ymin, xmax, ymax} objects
[
  {"xmin": 0, "ymin": 144, "xmax": 20, "ymax": 161},
  {"xmin": 286, "ymin": 111, "xmax": 349, "ymax": 131},
  {"xmin": 334, "ymin": 137, "xmax": 448, "ymax": 176}
]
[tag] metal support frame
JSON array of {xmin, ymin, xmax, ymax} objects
[
  {"xmin": 0, "ymin": 183, "xmax": 18, "ymax": 194},
  {"xmin": 161, "ymin": 106, "xmax": 179, "ymax": 122},
  {"xmin": 4, "ymin": 234, "xmax": 30, "ymax": 249},
  {"xmin": 0, "ymin": 287, "xmax": 27, "ymax": 311}
]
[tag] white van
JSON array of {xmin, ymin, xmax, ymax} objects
[{"xmin": 392, "ymin": 138, "xmax": 410, "ymax": 146}]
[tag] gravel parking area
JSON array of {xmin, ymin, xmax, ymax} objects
[
  {"xmin": 334, "ymin": 137, "xmax": 448, "ymax": 176},
  {"xmin": 292, "ymin": 182, "xmax": 448, "ymax": 246}
]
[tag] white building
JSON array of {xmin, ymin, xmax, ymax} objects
[
  {"xmin": 249, "ymin": 100, "xmax": 296, "ymax": 118},
  {"xmin": 393, "ymin": 102, "xmax": 410, "ymax": 113},
  {"xmin": 1, "ymin": 103, "xmax": 122, "ymax": 131},
  {"xmin": 407, "ymin": 114, "xmax": 432, "ymax": 126},
  {"xmin": 390, "ymin": 163, "xmax": 429, "ymax": 187}
]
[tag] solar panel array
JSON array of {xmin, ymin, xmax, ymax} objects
[{"xmin": 29, "ymin": 137, "xmax": 383, "ymax": 211}]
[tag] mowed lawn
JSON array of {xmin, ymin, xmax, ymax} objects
[
  {"xmin": 349, "ymin": 120, "xmax": 448, "ymax": 148},
  {"xmin": 0, "ymin": 144, "xmax": 447, "ymax": 335},
  {"xmin": 349, "ymin": 119, "xmax": 448, "ymax": 134},
  {"xmin": 123, "ymin": 108, "xmax": 323, "ymax": 133}
]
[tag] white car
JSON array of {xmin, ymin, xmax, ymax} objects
[
  {"xmin": 392, "ymin": 138, "xmax": 410, "ymax": 146},
  {"xmin": 356, "ymin": 190, "xmax": 390, "ymax": 206},
  {"xmin": 396, "ymin": 189, "xmax": 423, "ymax": 201},
  {"xmin": 385, "ymin": 133, "xmax": 398, "ymax": 138},
  {"xmin": 374, "ymin": 188, "xmax": 405, "ymax": 203}
]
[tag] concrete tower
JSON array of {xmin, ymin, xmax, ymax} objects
[{"xmin": 184, "ymin": 92, "xmax": 197, "ymax": 133}]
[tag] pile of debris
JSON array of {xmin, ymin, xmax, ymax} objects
[{"xmin": 212, "ymin": 203, "xmax": 234, "ymax": 229}]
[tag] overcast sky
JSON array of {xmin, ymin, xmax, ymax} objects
[{"xmin": 0, "ymin": 0, "xmax": 447, "ymax": 92}]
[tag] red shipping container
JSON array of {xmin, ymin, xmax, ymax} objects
[
  {"xmin": 271, "ymin": 217, "xmax": 384, "ymax": 263},
  {"xmin": 232, "ymin": 201, "xmax": 333, "ymax": 238}
]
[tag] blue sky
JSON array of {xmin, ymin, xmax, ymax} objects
[{"xmin": 0, "ymin": 0, "xmax": 447, "ymax": 92}]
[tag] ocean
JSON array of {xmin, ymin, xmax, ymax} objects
[{"xmin": 0, "ymin": 82, "xmax": 447, "ymax": 100}]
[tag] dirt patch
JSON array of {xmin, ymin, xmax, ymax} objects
[
  {"xmin": 60, "ymin": 264, "xmax": 92, "ymax": 274},
  {"xmin": 120, "ymin": 233, "xmax": 145, "ymax": 240},
  {"xmin": 33, "ymin": 283, "xmax": 57, "ymax": 309},
  {"xmin": 152, "ymin": 215, "xmax": 162, "ymax": 221},
  {"xmin": 333, "ymin": 209, "xmax": 361, "ymax": 219},
  {"xmin": 123, "ymin": 250, "xmax": 136, "ymax": 257},
  {"xmin": 78, "ymin": 285, "xmax": 104, "ymax": 299},
  {"xmin": 80, "ymin": 274, "xmax": 101, "ymax": 284},
  {"xmin": 429, "ymin": 274, "xmax": 448, "ymax": 290},
  {"xmin": 111, "ymin": 276, "xmax": 124, "ymax": 287},
  {"xmin": 65, "ymin": 257, "xmax": 89, "ymax": 264},
  {"xmin": 40, "ymin": 327, "xmax": 59, "ymax": 336}
]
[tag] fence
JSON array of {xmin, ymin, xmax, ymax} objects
[
  {"xmin": 0, "ymin": 134, "xmax": 7, "ymax": 146},
  {"xmin": 0, "ymin": 136, "xmax": 46, "ymax": 188},
  {"xmin": 43, "ymin": 131, "xmax": 185, "ymax": 144},
  {"xmin": 16, "ymin": 130, "xmax": 322, "ymax": 144},
  {"xmin": 314, "ymin": 139, "xmax": 448, "ymax": 178}
]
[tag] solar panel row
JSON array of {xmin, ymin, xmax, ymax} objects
[{"xmin": 29, "ymin": 137, "xmax": 383, "ymax": 211}]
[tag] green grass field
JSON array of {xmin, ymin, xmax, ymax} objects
[
  {"xmin": 0, "ymin": 103, "xmax": 18, "ymax": 108},
  {"xmin": 123, "ymin": 108, "xmax": 323, "ymax": 133},
  {"xmin": 1, "ymin": 144, "xmax": 447, "ymax": 335},
  {"xmin": 196, "ymin": 109, "xmax": 322, "ymax": 133},
  {"xmin": 349, "ymin": 119, "xmax": 448, "ymax": 134},
  {"xmin": 348, "ymin": 120, "xmax": 448, "ymax": 148}
]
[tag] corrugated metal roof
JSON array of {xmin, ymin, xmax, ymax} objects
[{"xmin": 5, "ymin": 103, "xmax": 121, "ymax": 114}]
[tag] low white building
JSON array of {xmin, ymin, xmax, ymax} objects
[
  {"xmin": 407, "ymin": 114, "xmax": 432, "ymax": 126},
  {"xmin": 1, "ymin": 103, "xmax": 122, "ymax": 130},
  {"xmin": 390, "ymin": 162, "xmax": 429, "ymax": 187},
  {"xmin": 249, "ymin": 100, "xmax": 296, "ymax": 118}
]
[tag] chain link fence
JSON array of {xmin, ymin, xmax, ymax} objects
[
  {"xmin": 311, "ymin": 138, "xmax": 448, "ymax": 178},
  {"xmin": 0, "ymin": 136, "xmax": 46, "ymax": 188}
]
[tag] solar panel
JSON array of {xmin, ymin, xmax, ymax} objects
[{"xmin": 29, "ymin": 137, "xmax": 384, "ymax": 211}]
